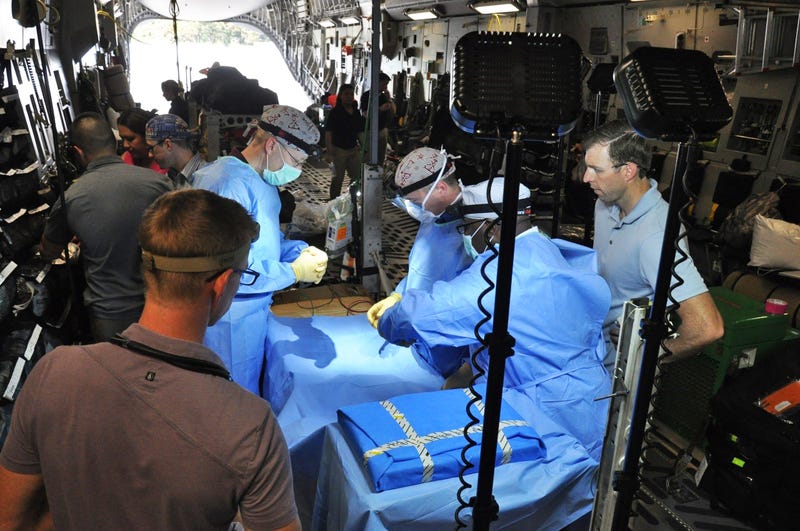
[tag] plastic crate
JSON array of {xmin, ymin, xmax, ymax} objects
[{"xmin": 653, "ymin": 286, "xmax": 795, "ymax": 443}]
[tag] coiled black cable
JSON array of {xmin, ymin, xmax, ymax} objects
[{"xmin": 454, "ymin": 171, "xmax": 505, "ymax": 529}]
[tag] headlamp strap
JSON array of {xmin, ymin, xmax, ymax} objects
[
  {"xmin": 395, "ymin": 159, "xmax": 453, "ymax": 197},
  {"xmin": 258, "ymin": 121, "xmax": 318, "ymax": 157},
  {"xmin": 461, "ymin": 198, "xmax": 532, "ymax": 217},
  {"xmin": 141, "ymin": 243, "xmax": 250, "ymax": 273}
]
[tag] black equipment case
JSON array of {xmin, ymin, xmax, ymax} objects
[{"xmin": 704, "ymin": 343, "xmax": 800, "ymax": 529}]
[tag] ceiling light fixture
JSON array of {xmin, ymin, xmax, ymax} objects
[
  {"xmin": 339, "ymin": 15, "xmax": 361, "ymax": 25},
  {"xmin": 467, "ymin": 0, "xmax": 523, "ymax": 15},
  {"xmin": 318, "ymin": 18, "xmax": 336, "ymax": 27},
  {"xmin": 404, "ymin": 6, "xmax": 443, "ymax": 20}
]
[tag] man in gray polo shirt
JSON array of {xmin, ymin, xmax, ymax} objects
[
  {"xmin": 40, "ymin": 112, "xmax": 173, "ymax": 341},
  {"xmin": 0, "ymin": 189, "xmax": 300, "ymax": 530}
]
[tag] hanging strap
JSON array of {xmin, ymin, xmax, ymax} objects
[
  {"xmin": 169, "ymin": 0, "xmax": 181, "ymax": 85},
  {"xmin": 109, "ymin": 334, "xmax": 231, "ymax": 380}
]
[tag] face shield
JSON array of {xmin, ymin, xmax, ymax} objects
[
  {"xmin": 392, "ymin": 181, "xmax": 440, "ymax": 223},
  {"xmin": 391, "ymin": 148, "xmax": 452, "ymax": 223}
]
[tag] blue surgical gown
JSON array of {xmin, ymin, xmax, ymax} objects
[
  {"xmin": 379, "ymin": 228, "xmax": 612, "ymax": 459},
  {"xmin": 395, "ymin": 214, "xmax": 473, "ymax": 293},
  {"xmin": 193, "ymin": 157, "xmax": 306, "ymax": 394},
  {"xmin": 394, "ymin": 214, "xmax": 474, "ymax": 377}
]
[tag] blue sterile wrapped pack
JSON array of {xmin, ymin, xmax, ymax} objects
[{"xmin": 337, "ymin": 385, "xmax": 546, "ymax": 492}]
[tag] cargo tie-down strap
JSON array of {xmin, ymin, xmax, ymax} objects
[{"xmin": 363, "ymin": 389, "xmax": 527, "ymax": 483}]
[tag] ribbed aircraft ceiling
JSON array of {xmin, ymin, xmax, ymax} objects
[{"xmin": 138, "ymin": 0, "xmax": 270, "ymax": 21}]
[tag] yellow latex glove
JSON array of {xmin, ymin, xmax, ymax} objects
[
  {"xmin": 367, "ymin": 292, "xmax": 402, "ymax": 329},
  {"xmin": 291, "ymin": 246, "xmax": 328, "ymax": 284}
]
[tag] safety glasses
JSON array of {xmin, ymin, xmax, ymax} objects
[
  {"xmin": 205, "ymin": 267, "xmax": 260, "ymax": 286},
  {"xmin": 455, "ymin": 218, "xmax": 491, "ymax": 235},
  {"xmin": 278, "ymin": 142, "xmax": 307, "ymax": 167}
]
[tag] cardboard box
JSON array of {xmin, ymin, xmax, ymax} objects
[{"xmin": 271, "ymin": 284, "xmax": 373, "ymax": 317}]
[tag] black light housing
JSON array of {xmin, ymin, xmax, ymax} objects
[
  {"xmin": 613, "ymin": 46, "xmax": 733, "ymax": 141},
  {"xmin": 450, "ymin": 32, "xmax": 583, "ymax": 141}
]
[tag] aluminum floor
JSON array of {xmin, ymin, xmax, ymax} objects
[{"xmin": 284, "ymin": 159, "xmax": 419, "ymax": 290}]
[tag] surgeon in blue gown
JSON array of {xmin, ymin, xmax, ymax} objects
[
  {"xmin": 193, "ymin": 105, "xmax": 328, "ymax": 395},
  {"xmin": 377, "ymin": 177, "xmax": 612, "ymax": 459},
  {"xmin": 367, "ymin": 147, "xmax": 473, "ymax": 377}
]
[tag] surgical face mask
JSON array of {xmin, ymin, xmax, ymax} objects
[
  {"xmin": 461, "ymin": 219, "xmax": 486, "ymax": 260},
  {"xmin": 262, "ymin": 143, "xmax": 302, "ymax": 186}
]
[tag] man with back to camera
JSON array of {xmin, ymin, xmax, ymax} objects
[
  {"xmin": 0, "ymin": 189, "xmax": 300, "ymax": 531},
  {"xmin": 40, "ymin": 111, "xmax": 174, "ymax": 341},
  {"xmin": 367, "ymin": 146, "xmax": 472, "ymax": 377},
  {"xmin": 582, "ymin": 119, "xmax": 724, "ymax": 373},
  {"xmin": 376, "ymin": 178, "xmax": 612, "ymax": 460},
  {"xmin": 145, "ymin": 113, "xmax": 207, "ymax": 188},
  {"xmin": 192, "ymin": 104, "xmax": 328, "ymax": 396}
]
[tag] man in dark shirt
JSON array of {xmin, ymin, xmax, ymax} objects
[
  {"xmin": 40, "ymin": 112, "xmax": 173, "ymax": 341},
  {"xmin": 161, "ymin": 79, "xmax": 190, "ymax": 123},
  {"xmin": 360, "ymin": 72, "xmax": 396, "ymax": 164},
  {"xmin": 325, "ymin": 83, "xmax": 365, "ymax": 199}
]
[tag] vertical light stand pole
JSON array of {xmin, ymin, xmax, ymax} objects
[
  {"xmin": 357, "ymin": 0, "xmax": 383, "ymax": 294},
  {"xmin": 610, "ymin": 139, "xmax": 700, "ymax": 530},
  {"xmin": 472, "ymin": 129, "xmax": 524, "ymax": 530}
]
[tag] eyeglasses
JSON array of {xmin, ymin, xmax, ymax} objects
[
  {"xmin": 205, "ymin": 267, "xmax": 260, "ymax": 286},
  {"xmin": 147, "ymin": 139, "xmax": 167, "ymax": 154},
  {"xmin": 586, "ymin": 162, "xmax": 628, "ymax": 175},
  {"xmin": 456, "ymin": 218, "xmax": 491, "ymax": 235},
  {"xmin": 278, "ymin": 142, "xmax": 306, "ymax": 167}
]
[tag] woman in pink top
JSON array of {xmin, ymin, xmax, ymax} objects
[{"xmin": 118, "ymin": 108, "xmax": 168, "ymax": 174}]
